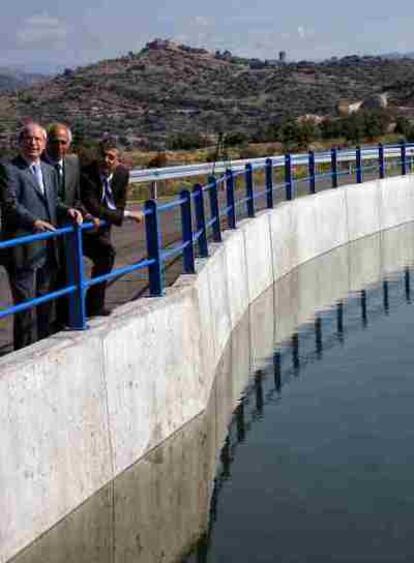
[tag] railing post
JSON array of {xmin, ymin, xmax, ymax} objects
[
  {"xmin": 149, "ymin": 181, "xmax": 158, "ymax": 199},
  {"xmin": 331, "ymin": 147, "xmax": 338, "ymax": 188},
  {"xmin": 378, "ymin": 142, "xmax": 385, "ymax": 179},
  {"xmin": 179, "ymin": 189, "xmax": 195, "ymax": 273},
  {"xmin": 400, "ymin": 139, "xmax": 407, "ymax": 176},
  {"xmin": 144, "ymin": 199, "xmax": 163, "ymax": 295},
  {"xmin": 192, "ymin": 183, "xmax": 208, "ymax": 258},
  {"xmin": 66, "ymin": 224, "xmax": 87, "ymax": 329},
  {"xmin": 356, "ymin": 146, "xmax": 362, "ymax": 184},
  {"xmin": 265, "ymin": 157, "xmax": 273, "ymax": 208},
  {"xmin": 207, "ymin": 175, "xmax": 221, "ymax": 242},
  {"xmin": 245, "ymin": 164, "xmax": 255, "ymax": 218},
  {"xmin": 226, "ymin": 169, "xmax": 236, "ymax": 229},
  {"xmin": 308, "ymin": 150, "xmax": 316, "ymax": 194},
  {"xmin": 284, "ymin": 154, "xmax": 293, "ymax": 200}
]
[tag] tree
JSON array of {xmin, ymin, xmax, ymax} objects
[
  {"xmin": 224, "ymin": 131, "xmax": 248, "ymax": 146},
  {"xmin": 147, "ymin": 152, "xmax": 168, "ymax": 168},
  {"xmin": 320, "ymin": 118, "xmax": 342, "ymax": 140},
  {"xmin": 395, "ymin": 116, "xmax": 411, "ymax": 137},
  {"xmin": 278, "ymin": 119, "xmax": 301, "ymax": 151},
  {"xmin": 342, "ymin": 113, "xmax": 365, "ymax": 144},
  {"xmin": 362, "ymin": 109, "xmax": 389, "ymax": 140},
  {"xmin": 296, "ymin": 120, "xmax": 320, "ymax": 149}
]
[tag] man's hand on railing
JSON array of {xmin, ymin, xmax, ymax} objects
[
  {"xmin": 33, "ymin": 219, "xmax": 56, "ymax": 232},
  {"xmin": 125, "ymin": 210, "xmax": 144, "ymax": 223},
  {"xmin": 67, "ymin": 208, "xmax": 83, "ymax": 225},
  {"xmin": 84, "ymin": 214, "xmax": 101, "ymax": 231}
]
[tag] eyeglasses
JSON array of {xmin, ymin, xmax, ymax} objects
[
  {"xmin": 49, "ymin": 139, "xmax": 69, "ymax": 145},
  {"xmin": 21, "ymin": 136, "xmax": 44, "ymax": 143}
]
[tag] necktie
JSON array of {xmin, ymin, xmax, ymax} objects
[
  {"xmin": 55, "ymin": 162, "xmax": 64, "ymax": 197},
  {"xmin": 103, "ymin": 177, "xmax": 116, "ymax": 210},
  {"xmin": 31, "ymin": 163, "xmax": 45, "ymax": 194}
]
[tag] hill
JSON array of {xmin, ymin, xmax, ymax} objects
[
  {"xmin": 0, "ymin": 67, "xmax": 47, "ymax": 92},
  {"xmin": 2, "ymin": 40, "xmax": 414, "ymax": 150}
]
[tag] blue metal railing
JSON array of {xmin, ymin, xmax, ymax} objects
[{"xmin": 1, "ymin": 142, "xmax": 414, "ymax": 334}]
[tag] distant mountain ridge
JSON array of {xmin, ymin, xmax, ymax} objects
[
  {"xmin": 379, "ymin": 52, "xmax": 414, "ymax": 60},
  {"xmin": 2, "ymin": 40, "xmax": 414, "ymax": 149},
  {"xmin": 0, "ymin": 67, "xmax": 48, "ymax": 92}
]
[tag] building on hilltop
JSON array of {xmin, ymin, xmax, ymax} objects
[{"xmin": 145, "ymin": 38, "xmax": 180, "ymax": 51}]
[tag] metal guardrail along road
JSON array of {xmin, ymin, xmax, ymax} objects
[{"xmin": 129, "ymin": 143, "xmax": 414, "ymax": 184}]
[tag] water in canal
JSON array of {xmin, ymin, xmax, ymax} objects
[{"xmin": 13, "ymin": 223, "xmax": 414, "ymax": 563}]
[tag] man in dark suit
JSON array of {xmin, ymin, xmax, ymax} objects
[
  {"xmin": 43, "ymin": 123, "xmax": 82, "ymax": 209},
  {"xmin": 80, "ymin": 138, "xmax": 143, "ymax": 317},
  {"xmin": 43, "ymin": 123, "xmax": 98, "ymax": 326},
  {"xmin": 1, "ymin": 122, "xmax": 83, "ymax": 349}
]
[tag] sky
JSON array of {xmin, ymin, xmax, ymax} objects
[{"xmin": 2, "ymin": 0, "xmax": 414, "ymax": 74}]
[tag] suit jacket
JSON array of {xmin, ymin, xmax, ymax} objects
[
  {"xmin": 80, "ymin": 162, "xmax": 129, "ymax": 236},
  {"xmin": 1, "ymin": 155, "xmax": 69, "ymax": 269},
  {"xmin": 42, "ymin": 153, "xmax": 85, "ymax": 212}
]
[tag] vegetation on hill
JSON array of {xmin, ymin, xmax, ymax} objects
[{"xmin": 2, "ymin": 41, "xmax": 414, "ymax": 154}]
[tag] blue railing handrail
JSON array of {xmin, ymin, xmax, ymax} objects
[{"xmin": 1, "ymin": 142, "xmax": 413, "ymax": 341}]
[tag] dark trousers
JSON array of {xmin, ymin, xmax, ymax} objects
[
  {"xmin": 8, "ymin": 263, "xmax": 56, "ymax": 350},
  {"xmin": 82, "ymin": 233, "xmax": 115, "ymax": 315}
]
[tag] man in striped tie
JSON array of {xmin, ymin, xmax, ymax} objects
[{"xmin": 80, "ymin": 138, "xmax": 143, "ymax": 317}]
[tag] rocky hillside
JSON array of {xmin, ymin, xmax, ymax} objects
[{"xmin": 2, "ymin": 40, "xmax": 414, "ymax": 149}]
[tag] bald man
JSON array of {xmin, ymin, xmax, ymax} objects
[
  {"xmin": 43, "ymin": 123, "xmax": 83, "ymax": 209},
  {"xmin": 43, "ymin": 123, "xmax": 97, "ymax": 327},
  {"xmin": 2, "ymin": 122, "xmax": 82, "ymax": 349}
]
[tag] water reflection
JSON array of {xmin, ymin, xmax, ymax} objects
[
  {"xmin": 315, "ymin": 316, "xmax": 322, "ymax": 358},
  {"xmin": 11, "ymin": 223, "xmax": 414, "ymax": 563},
  {"xmin": 336, "ymin": 301, "xmax": 344, "ymax": 342},
  {"xmin": 184, "ymin": 230, "xmax": 414, "ymax": 562},
  {"xmin": 273, "ymin": 352, "xmax": 281, "ymax": 393},
  {"xmin": 361, "ymin": 289, "xmax": 368, "ymax": 327},
  {"xmin": 405, "ymin": 267, "xmax": 411, "ymax": 303}
]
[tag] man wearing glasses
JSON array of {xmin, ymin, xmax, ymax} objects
[{"xmin": 1, "ymin": 122, "xmax": 82, "ymax": 349}]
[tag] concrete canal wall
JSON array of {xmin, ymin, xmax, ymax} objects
[{"xmin": 1, "ymin": 175, "xmax": 414, "ymax": 561}]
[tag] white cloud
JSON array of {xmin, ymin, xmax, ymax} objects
[
  {"xmin": 192, "ymin": 16, "xmax": 212, "ymax": 27},
  {"xmin": 172, "ymin": 16, "xmax": 216, "ymax": 48},
  {"xmin": 17, "ymin": 13, "xmax": 68, "ymax": 47},
  {"xmin": 297, "ymin": 25, "xmax": 315, "ymax": 40}
]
